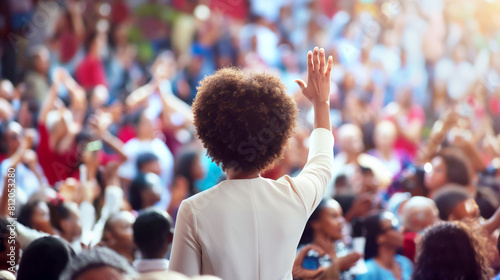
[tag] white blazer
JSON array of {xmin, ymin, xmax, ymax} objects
[{"xmin": 169, "ymin": 128, "xmax": 334, "ymax": 279}]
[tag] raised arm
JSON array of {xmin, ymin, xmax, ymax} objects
[
  {"xmin": 295, "ymin": 47, "xmax": 332, "ymax": 131},
  {"xmin": 38, "ymin": 82, "xmax": 60, "ymax": 125}
]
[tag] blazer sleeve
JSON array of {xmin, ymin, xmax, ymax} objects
[
  {"xmin": 169, "ymin": 199, "xmax": 202, "ymax": 277},
  {"xmin": 280, "ymin": 128, "xmax": 334, "ymax": 216}
]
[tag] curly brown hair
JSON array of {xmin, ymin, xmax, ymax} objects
[
  {"xmin": 192, "ymin": 68, "xmax": 298, "ymax": 173},
  {"xmin": 413, "ymin": 220, "xmax": 493, "ymax": 280}
]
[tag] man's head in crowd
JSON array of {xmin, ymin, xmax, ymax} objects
[
  {"xmin": 133, "ymin": 208, "xmax": 174, "ymax": 259},
  {"xmin": 434, "ymin": 188, "xmax": 480, "ymax": 221},
  {"xmin": 17, "ymin": 236, "xmax": 75, "ymax": 280},
  {"xmin": 424, "ymin": 148, "xmax": 473, "ymax": 197},
  {"xmin": 28, "ymin": 45, "xmax": 50, "ymax": 75},
  {"xmin": 337, "ymin": 123, "xmax": 364, "ymax": 156},
  {"xmin": 102, "ymin": 211, "xmax": 136, "ymax": 260},
  {"xmin": 129, "ymin": 173, "xmax": 162, "ymax": 211},
  {"xmin": 136, "ymin": 152, "xmax": 161, "ymax": 175},
  {"xmin": 191, "ymin": 68, "xmax": 298, "ymax": 173},
  {"xmin": 134, "ymin": 109, "xmax": 155, "ymax": 140},
  {"xmin": 59, "ymin": 247, "xmax": 137, "ymax": 280},
  {"xmin": 374, "ymin": 120, "xmax": 397, "ymax": 153},
  {"xmin": 401, "ymin": 196, "xmax": 438, "ymax": 233}
]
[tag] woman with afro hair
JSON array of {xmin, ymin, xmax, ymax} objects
[{"xmin": 170, "ymin": 47, "xmax": 335, "ymax": 279}]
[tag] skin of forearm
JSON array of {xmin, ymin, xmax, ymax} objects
[{"xmin": 313, "ymin": 101, "xmax": 331, "ymax": 131}]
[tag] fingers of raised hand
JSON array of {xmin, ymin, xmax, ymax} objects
[
  {"xmin": 319, "ymin": 48, "xmax": 326, "ymax": 74},
  {"xmin": 313, "ymin": 47, "xmax": 320, "ymax": 72},
  {"xmin": 307, "ymin": 51, "xmax": 314, "ymax": 74},
  {"xmin": 326, "ymin": 55, "xmax": 333, "ymax": 77}
]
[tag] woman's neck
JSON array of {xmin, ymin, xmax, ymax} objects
[
  {"xmin": 375, "ymin": 246, "xmax": 397, "ymax": 268},
  {"xmin": 226, "ymin": 169, "xmax": 260, "ymax": 180},
  {"xmin": 312, "ymin": 233, "xmax": 336, "ymax": 255}
]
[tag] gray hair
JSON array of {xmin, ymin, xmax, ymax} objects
[{"xmin": 59, "ymin": 247, "xmax": 137, "ymax": 280}]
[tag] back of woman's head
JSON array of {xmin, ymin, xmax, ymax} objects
[
  {"xmin": 413, "ymin": 221, "xmax": 492, "ymax": 280},
  {"xmin": 17, "ymin": 236, "xmax": 75, "ymax": 280},
  {"xmin": 434, "ymin": 148, "xmax": 472, "ymax": 186},
  {"xmin": 129, "ymin": 174, "xmax": 150, "ymax": 211},
  {"xmin": 433, "ymin": 188, "xmax": 470, "ymax": 220},
  {"xmin": 192, "ymin": 68, "xmax": 298, "ymax": 173},
  {"xmin": 47, "ymin": 197, "xmax": 71, "ymax": 233},
  {"xmin": 18, "ymin": 200, "xmax": 42, "ymax": 228}
]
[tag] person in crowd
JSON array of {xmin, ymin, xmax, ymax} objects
[
  {"xmin": 382, "ymin": 83, "xmax": 425, "ymax": 159},
  {"xmin": 117, "ymin": 108, "xmax": 174, "ymax": 209},
  {"xmin": 355, "ymin": 211, "xmax": 413, "ymax": 280},
  {"xmin": 128, "ymin": 173, "xmax": 162, "ymax": 212},
  {"xmin": 413, "ymin": 221, "xmax": 493, "ymax": 280},
  {"xmin": 434, "ymin": 188, "xmax": 479, "ymax": 221},
  {"xmin": 59, "ymin": 247, "xmax": 137, "ymax": 280},
  {"xmin": 329, "ymin": 123, "xmax": 391, "ymax": 197},
  {"xmin": 18, "ymin": 199, "xmax": 55, "ymax": 235},
  {"xmin": 23, "ymin": 46, "xmax": 50, "ymax": 113},
  {"xmin": 399, "ymin": 196, "xmax": 439, "ymax": 262},
  {"xmin": 424, "ymin": 148, "xmax": 473, "ymax": 198},
  {"xmin": 369, "ymin": 120, "xmax": 410, "ymax": 177},
  {"xmin": 136, "ymin": 152, "xmax": 161, "ymax": 175},
  {"xmin": 47, "ymin": 197, "xmax": 82, "ymax": 247},
  {"xmin": 17, "ymin": 236, "xmax": 75, "ymax": 280},
  {"xmin": 101, "ymin": 211, "xmax": 136, "ymax": 263},
  {"xmin": 132, "ymin": 208, "xmax": 174, "ymax": 277},
  {"xmin": 174, "ymin": 150, "xmax": 205, "ymax": 197},
  {"xmin": 75, "ymin": 29, "xmax": 109, "ymax": 90},
  {"xmin": 299, "ymin": 199, "xmax": 362, "ymax": 280},
  {"xmin": 170, "ymin": 48, "xmax": 334, "ymax": 279}
]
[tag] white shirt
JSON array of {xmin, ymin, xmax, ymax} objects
[
  {"xmin": 169, "ymin": 128, "xmax": 334, "ymax": 279},
  {"xmin": 133, "ymin": 258, "xmax": 170, "ymax": 274}
]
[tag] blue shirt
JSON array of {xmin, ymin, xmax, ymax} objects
[{"xmin": 355, "ymin": 255, "xmax": 413, "ymax": 280}]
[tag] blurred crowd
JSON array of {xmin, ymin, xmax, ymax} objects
[{"xmin": 1, "ymin": 0, "xmax": 500, "ymax": 279}]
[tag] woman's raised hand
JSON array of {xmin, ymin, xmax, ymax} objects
[{"xmin": 295, "ymin": 47, "xmax": 333, "ymax": 106}]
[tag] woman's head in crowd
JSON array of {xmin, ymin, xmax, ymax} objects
[
  {"xmin": 175, "ymin": 150, "xmax": 205, "ymax": 195},
  {"xmin": 59, "ymin": 247, "xmax": 137, "ymax": 280},
  {"xmin": 424, "ymin": 148, "xmax": 473, "ymax": 196},
  {"xmin": 18, "ymin": 200, "xmax": 54, "ymax": 234},
  {"xmin": 337, "ymin": 124, "xmax": 364, "ymax": 156},
  {"xmin": 129, "ymin": 173, "xmax": 162, "ymax": 211},
  {"xmin": 300, "ymin": 199, "xmax": 344, "ymax": 245},
  {"xmin": 48, "ymin": 198, "xmax": 82, "ymax": 242},
  {"xmin": 17, "ymin": 236, "xmax": 75, "ymax": 280},
  {"xmin": 136, "ymin": 152, "xmax": 161, "ymax": 175},
  {"xmin": 413, "ymin": 221, "xmax": 493, "ymax": 280},
  {"xmin": 192, "ymin": 68, "xmax": 298, "ymax": 173},
  {"xmin": 434, "ymin": 189, "xmax": 480, "ymax": 221},
  {"xmin": 364, "ymin": 211, "xmax": 403, "ymax": 260}
]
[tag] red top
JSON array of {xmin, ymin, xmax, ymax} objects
[
  {"xmin": 402, "ymin": 231, "xmax": 418, "ymax": 263},
  {"xmin": 387, "ymin": 105, "xmax": 425, "ymax": 158},
  {"xmin": 36, "ymin": 123, "xmax": 80, "ymax": 186},
  {"xmin": 75, "ymin": 55, "xmax": 108, "ymax": 89}
]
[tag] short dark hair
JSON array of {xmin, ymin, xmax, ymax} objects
[
  {"xmin": 129, "ymin": 174, "xmax": 150, "ymax": 211},
  {"xmin": 133, "ymin": 208, "xmax": 173, "ymax": 258},
  {"xmin": 18, "ymin": 200, "xmax": 43, "ymax": 229},
  {"xmin": 17, "ymin": 236, "xmax": 75, "ymax": 280},
  {"xmin": 192, "ymin": 68, "xmax": 298, "ymax": 172},
  {"xmin": 433, "ymin": 148, "xmax": 472, "ymax": 186},
  {"xmin": 414, "ymin": 221, "xmax": 493, "ymax": 280},
  {"xmin": 136, "ymin": 152, "xmax": 159, "ymax": 171},
  {"xmin": 434, "ymin": 189, "xmax": 470, "ymax": 220},
  {"xmin": 48, "ymin": 198, "xmax": 72, "ymax": 233},
  {"xmin": 59, "ymin": 247, "xmax": 136, "ymax": 280}
]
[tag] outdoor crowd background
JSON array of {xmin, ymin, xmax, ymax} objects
[{"xmin": 1, "ymin": 0, "xmax": 500, "ymax": 279}]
